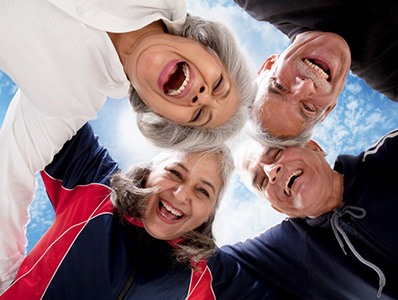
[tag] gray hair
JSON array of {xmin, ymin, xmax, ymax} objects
[
  {"xmin": 247, "ymin": 115, "xmax": 319, "ymax": 149},
  {"xmin": 110, "ymin": 144, "xmax": 234, "ymax": 263},
  {"xmin": 129, "ymin": 14, "xmax": 256, "ymax": 151}
]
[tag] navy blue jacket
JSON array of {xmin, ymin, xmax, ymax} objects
[
  {"xmin": 223, "ymin": 129, "xmax": 398, "ymax": 299},
  {"xmin": 1, "ymin": 123, "xmax": 287, "ymax": 299},
  {"xmin": 234, "ymin": 0, "xmax": 398, "ymax": 101}
]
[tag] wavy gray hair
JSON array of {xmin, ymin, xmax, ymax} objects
[
  {"xmin": 110, "ymin": 144, "xmax": 234, "ymax": 264},
  {"xmin": 129, "ymin": 14, "xmax": 256, "ymax": 151}
]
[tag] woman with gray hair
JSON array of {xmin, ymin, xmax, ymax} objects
[
  {"xmin": 131, "ymin": 14, "xmax": 256, "ymax": 150},
  {"xmin": 1, "ymin": 123, "xmax": 280, "ymax": 299},
  {"xmin": 0, "ymin": 0, "xmax": 255, "ymax": 153},
  {"xmin": 0, "ymin": 0, "xmax": 255, "ymax": 287}
]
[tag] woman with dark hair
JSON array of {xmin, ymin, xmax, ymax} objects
[{"xmin": 0, "ymin": 123, "xmax": 281, "ymax": 299}]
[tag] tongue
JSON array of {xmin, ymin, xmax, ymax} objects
[
  {"xmin": 163, "ymin": 62, "xmax": 185, "ymax": 94},
  {"xmin": 160, "ymin": 204, "xmax": 178, "ymax": 221}
]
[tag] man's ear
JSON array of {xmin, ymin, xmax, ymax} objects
[
  {"xmin": 320, "ymin": 102, "xmax": 337, "ymax": 122},
  {"xmin": 258, "ymin": 54, "xmax": 279, "ymax": 75},
  {"xmin": 304, "ymin": 140, "xmax": 326, "ymax": 156}
]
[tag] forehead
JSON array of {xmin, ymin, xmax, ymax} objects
[
  {"xmin": 244, "ymin": 143, "xmax": 272, "ymax": 167},
  {"xmin": 160, "ymin": 152, "xmax": 222, "ymax": 177}
]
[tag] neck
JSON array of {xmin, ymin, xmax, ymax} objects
[
  {"xmin": 107, "ymin": 20, "xmax": 166, "ymax": 65},
  {"xmin": 330, "ymin": 171, "xmax": 344, "ymax": 210}
]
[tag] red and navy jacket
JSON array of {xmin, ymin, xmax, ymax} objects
[{"xmin": 1, "ymin": 123, "xmax": 286, "ymax": 299}]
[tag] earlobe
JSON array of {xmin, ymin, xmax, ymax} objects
[{"xmin": 258, "ymin": 54, "xmax": 279, "ymax": 75}]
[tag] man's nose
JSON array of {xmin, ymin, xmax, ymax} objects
[
  {"xmin": 290, "ymin": 77, "xmax": 315, "ymax": 101},
  {"xmin": 263, "ymin": 163, "xmax": 282, "ymax": 184}
]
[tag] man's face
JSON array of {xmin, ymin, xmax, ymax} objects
[
  {"xmin": 243, "ymin": 140, "xmax": 341, "ymax": 218},
  {"xmin": 253, "ymin": 31, "xmax": 351, "ymax": 138}
]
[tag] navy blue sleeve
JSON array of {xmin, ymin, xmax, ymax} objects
[
  {"xmin": 221, "ymin": 220, "xmax": 309, "ymax": 299},
  {"xmin": 44, "ymin": 123, "xmax": 119, "ymax": 188},
  {"xmin": 208, "ymin": 249, "xmax": 296, "ymax": 299}
]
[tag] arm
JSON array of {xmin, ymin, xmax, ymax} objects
[
  {"xmin": 0, "ymin": 91, "xmax": 75, "ymax": 292},
  {"xmin": 220, "ymin": 220, "xmax": 310, "ymax": 298},
  {"xmin": 209, "ymin": 250, "xmax": 297, "ymax": 299}
]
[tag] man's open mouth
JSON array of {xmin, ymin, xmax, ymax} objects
[
  {"xmin": 304, "ymin": 58, "xmax": 330, "ymax": 81},
  {"xmin": 284, "ymin": 170, "xmax": 303, "ymax": 195},
  {"xmin": 163, "ymin": 62, "xmax": 191, "ymax": 96}
]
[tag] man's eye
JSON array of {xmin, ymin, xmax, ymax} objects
[
  {"xmin": 274, "ymin": 149, "xmax": 282, "ymax": 160},
  {"xmin": 302, "ymin": 102, "xmax": 316, "ymax": 113},
  {"xmin": 273, "ymin": 78, "xmax": 286, "ymax": 91},
  {"xmin": 258, "ymin": 175, "xmax": 268, "ymax": 191}
]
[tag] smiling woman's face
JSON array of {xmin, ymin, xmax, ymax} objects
[
  {"xmin": 126, "ymin": 33, "xmax": 239, "ymax": 129},
  {"xmin": 244, "ymin": 141, "xmax": 340, "ymax": 218},
  {"xmin": 142, "ymin": 151, "xmax": 223, "ymax": 240}
]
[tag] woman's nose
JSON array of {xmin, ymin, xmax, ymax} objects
[
  {"xmin": 191, "ymin": 85, "xmax": 207, "ymax": 105},
  {"xmin": 172, "ymin": 185, "xmax": 190, "ymax": 204},
  {"xmin": 263, "ymin": 163, "xmax": 282, "ymax": 184}
]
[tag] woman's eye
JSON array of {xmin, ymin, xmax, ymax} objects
[
  {"xmin": 168, "ymin": 169, "xmax": 183, "ymax": 181},
  {"xmin": 213, "ymin": 74, "xmax": 224, "ymax": 92},
  {"xmin": 191, "ymin": 107, "xmax": 204, "ymax": 123}
]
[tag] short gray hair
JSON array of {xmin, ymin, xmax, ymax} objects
[
  {"xmin": 247, "ymin": 115, "xmax": 319, "ymax": 148},
  {"xmin": 130, "ymin": 14, "xmax": 256, "ymax": 151}
]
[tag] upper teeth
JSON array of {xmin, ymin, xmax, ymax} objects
[
  {"xmin": 161, "ymin": 201, "xmax": 182, "ymax": 217},
  {"xmin": 167, "ymin": 64, "xmax": 190, "ymax": 96},
  {"xmin": 304, "ymin": 59, "xmax": 329, "ymax": 80},
  {"xmin": 284, "ymin": 170, "xmax": 303, "ymax": 195}
]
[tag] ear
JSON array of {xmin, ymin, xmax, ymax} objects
[
  {"xmin": 319, "ymin": 102, "xmax": 337, "ymax": 122},
  {"xmin": 304, "ymin": 140, "xmax": 326, "ymax": 156},
  {"xmin": 258, "ymin": 54, "xmax": 279, "ymax": 75}
]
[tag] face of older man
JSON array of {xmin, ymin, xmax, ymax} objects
[
  {"xmin": 252, "ymin": 31, "xmax": 351, "ymax": 138},
  {"xmin": 243, "ymin": 140, "xmax": 343, "ymax": 218}
]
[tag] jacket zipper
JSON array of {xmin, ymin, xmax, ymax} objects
[{"xmin": 116, "ymin": 268, "xmax": 136, "ymax": 300}]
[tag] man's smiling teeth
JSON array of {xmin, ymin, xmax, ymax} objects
[
  {"xmin": 304, "ymin": 59, "xmax": 329, "ymax": 80},
  {"xmin": 161, "ymin": 201, "xmax": 182, "ymax": 217},
  {"xmin": 167, "ymin": 64, "xmax": 190, "ymax": 96},
  {"xmin": 284, "ymin": 170, "xmax": 303, "ymax": 195}
]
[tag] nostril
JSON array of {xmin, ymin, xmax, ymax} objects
[
  {"xmin": 276, "ymin": 166, "xmax": 281, "ymax": 172},
  {"xmin": 199, "ymin": 86, "xmax": 205, "ymax": 93},
  {"xmin": 192, "ymin": 96, "xmax": 198, "ymax": 103}
]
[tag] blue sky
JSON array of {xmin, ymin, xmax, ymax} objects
[{"xmin": 1, "ymin": 0, "xmax": 398, "ymax": 251}]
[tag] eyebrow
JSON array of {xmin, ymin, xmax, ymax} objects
[{"xmin": 177, "ymin": 162, "xmax": 216, "ymax": 194}]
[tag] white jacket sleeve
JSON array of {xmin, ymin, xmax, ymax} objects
[{"xmin": 0, "ymin": 90, "xmax": 84, "ymax": 293}]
